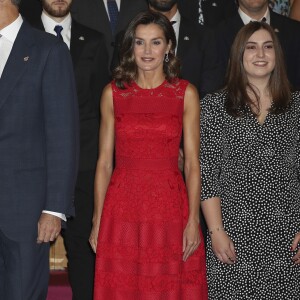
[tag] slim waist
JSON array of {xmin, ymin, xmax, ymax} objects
[{"xmin": 115, "ymin": 156, "xmax": 178, "ymax": 170}]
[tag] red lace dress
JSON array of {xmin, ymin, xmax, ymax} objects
[{"xmin": 94, "ymin": 79, "xmax": 208, "ymax": 299}]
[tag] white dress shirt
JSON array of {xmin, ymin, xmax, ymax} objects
[
  {"xmin": 41, "ymin": 12, "xmax": 72, "ymax": 49},
  {"xmin": 170, "ymin": 10, "xmax": 181, "ymax": 54},
  {"xmin": 239, "ymin": 7, "xmax": 270, "ymax": 25},
  {"xmin": 103, "ymin": 0, "xmax": 121, "ymax": 20},
  {"xmin": 0, "ymin": 15, "xmax": 23, "ymax": 78}
]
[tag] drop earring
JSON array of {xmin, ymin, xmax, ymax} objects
[{"xmin": 165, "ymin": 53, "xmax": 169, "ymax": 63}]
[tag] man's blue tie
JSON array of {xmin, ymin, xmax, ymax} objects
[
  {"xmin": 54, "ymin": 25, "xmax": 64, "ymax": 40},
  {"xmin": 107, "ymin": 0, "xmax": 119, "ymax": 34}
]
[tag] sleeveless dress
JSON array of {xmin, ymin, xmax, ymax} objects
[{"xmin": 94, "ymin": 79, "xmax": 208, "ymax": 299}]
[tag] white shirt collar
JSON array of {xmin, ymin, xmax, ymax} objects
[
  {"xmin": 41, "ymin": 11, "xmax": 72, "ymax": 36},
  {"xmin": 170, "ymin": 9, "xmax": 181, "ymax": 25},
  {"xmin": 0, "ymin": 14, "xmax": 23, "ymax": 43},
  {"xmin": 41, "ymin": 12, "xmax": 72, "ymax": 48},
  {"xmin": 238, "ymin": 7, "xmax": 270, "ymax": 25}
]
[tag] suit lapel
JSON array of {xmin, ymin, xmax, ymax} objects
[
  {"xmin": 229, "ymin": 12, "xmax": 244, "ymax": 39},
  {"xmin": 269, "ymin": 11, "xmax": 282, "ymax": 35},
  {"xmin": 116, "ymin": 0, "xmax": 130, "ymax": 34},
  {"xmin": 176, "ymin": 18, "xmax": 190, "ymax": 59},
  {"xmin": 70, "ymin": 21, "xmax": 85, "ymax": 67},
  {"xmin": 98, "ymin": 0, "xmax": 113, "ymax": 38},
  {"xmin": 0, "ymin": 22, "xmax": 34, "ymax": 111}
]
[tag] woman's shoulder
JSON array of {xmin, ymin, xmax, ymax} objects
[
  {"xmin": 200, "ymin": 89, "xmax": 227, "ymax": 110},
  {"xmin": 110, "ymin": 80, "xmax": 134, "ymax": 96},
  {"xmin": 290, "ymin": 90, "xmax": 300, "ymax": 111},
  {"xmin": 165, "ymin": 78, "xmax": 189, "ymax": 90},
  {"xmin": 291, "ymin": 91, "xmax": 300, "ymax": 102}
]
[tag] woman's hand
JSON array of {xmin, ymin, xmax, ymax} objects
[
  {"xmin": 182, "ymin": 219, "xmax": 201, "ymax": 262},
  {"xmin": 89, "ymin": 217, "xmax": 100, "ymax": 253},
  {"xmin": 291, "ymin": 231, "xmax": 300, "ymax": 264},
  {"xmin": 211, "ymin": 230, "xmax": 236, "ymax": 264}
]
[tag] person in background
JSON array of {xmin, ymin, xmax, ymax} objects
[
  {"xmin": 89, "ymin": 10, "xmax": 208, "ymax": 299},
  {"xmin": 30, "ymin": 0, "xmax": 110, "ymax": 299},
  {"xmin": 215, "ymin": 0, "xmax": 300, "ymax": 90},
  {"xmin": 70, "ymin": 0, "xmax": 148, "ymax": 65},
  {"xmin": 148, "ymin": 0, "xmax": 221, "ymax": 98},
  {"xmin": 269, "ymin": 0, "xmax": 291, "ymax": 15},
  {"xmin": 201, "ymin": 21, "xmax": 300, "ymax": 299},
  {"xmin": 0, "ymin": 0, "xmax": 78, "ymax": 299},
  {"xmin": 178, "ymin": 0, "xmax": 237, "ymax": 28}
]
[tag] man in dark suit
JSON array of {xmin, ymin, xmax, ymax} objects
[
  {"xmin": 70, "ymin": 0, "xmax": 148, "ymax": 65},
  {"xmin": 216, "ymin": 0, "xmax": 300, "ymax": 90},
  {"xmin": 178, "ymin": 0, "xmax": 237, "ymax": 27},
  {"xmin": 29, "ymin": 0, "xmax": 110, "ymax": 299},
  {"xmin": 0, "ymin": 1, "xmax": 78, "ymax": 299},
  {"xmin": 148, "ymin": 0, "xmax": 221, "ymax": 97}
]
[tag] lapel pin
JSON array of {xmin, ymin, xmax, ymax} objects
[
  {"xmin": 212, "ymin": 2, "xmax": 217, "ymax": 6},
  {"xmin": 274, "ymin": 28, "xmax": 279, "ymax": 33},
  {"xmin": 184, "ymin": 36, "xmax": 189, "ymax": 41},
  {"xmin": 79, "ymin": 36, "xmax": 85, "ymax": 41},
  {"xmin": 24, "ymin": 56, "xmax": 29, "ymax": 62}
]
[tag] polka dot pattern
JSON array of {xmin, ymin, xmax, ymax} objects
[{"xmin": 200, "ymin": 90, "xmax": 300, "ymax": 299}]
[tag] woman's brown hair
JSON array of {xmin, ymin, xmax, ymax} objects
[
  {"xmin": 225, "ymin": 21, "xmax": 291, "ymax": 117},
  {"xmin": 113, "ymin": 10, "xmax": 180, "ymax": 89}
]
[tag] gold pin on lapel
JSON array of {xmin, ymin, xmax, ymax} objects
[
  {"xmin": 24, "ymin": 56, "xmax": 29, "ymax": 62},
  {"xmin": 184, "ymin": 36, "xmax": 189, "ymax": 41},
  {"xmin": 79, "ymin": 36, "xmax": 85, "ymax": 41}
]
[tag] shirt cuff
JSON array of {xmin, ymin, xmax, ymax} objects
[{"xmin": 42, "ymin": 210, "xmax": 66, "ymax": 222}]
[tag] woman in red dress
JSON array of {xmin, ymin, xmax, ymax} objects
[{"xmin": 89, "ymin": 11, "xmax": 208, "ymax": 299}]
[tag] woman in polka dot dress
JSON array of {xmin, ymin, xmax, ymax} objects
[{"xmin": 200, "ymin": 21, "xmax": 300, "ymax": 299}]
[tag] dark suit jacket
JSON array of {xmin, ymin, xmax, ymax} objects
[
  {"xmin": 32, "ymin": 18, "xmax": 110, "ymax": 172},
  {"xmin": 178, "ymin": 0, "xmax": 237, "ymax": 28},
  {"xmin": 19, "ymin": 0, "xmax": 42, "ymax": 24},
  {"xmin": 70, "ymin": 0, "xmax": 148, "ymax": 63},
  {"xmin": 215, "ymin": 10, "xmax": 300, "ymax": 90},
  {"xmin": 0, "ymin": 21, "xmax": 79, "ymax": 241},
  {"xmin": 177, "ymin": 17, "xmax": 222, "ymax": 97}
]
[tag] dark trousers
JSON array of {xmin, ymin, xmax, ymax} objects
[
  {"xmin": 64, "ymin": 170, "xmax": 96, "ymax": 300},
  {"xmin": 0, "ymin": 229, "xmax": 49, "ymax": 300}
]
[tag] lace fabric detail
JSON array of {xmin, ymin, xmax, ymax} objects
[
  {"xmin": 103, "ymin": 169, "xmax": 188, "ymax": 222},
  {"xmin": 94, "ymin": 79, "xmax": 207, "ymax": 299},
  {"xmin": 112, "ymin": 79, "xmax": 188, "ymax": 101}
]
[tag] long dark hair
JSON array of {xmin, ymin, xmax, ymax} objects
[
  {"xmin": 225, "ymin": 21, "xmax": 291, "ymax": 117},
  {"xmin": 113, "ymin": 10, "xmax": 180, "ymax": 89}
]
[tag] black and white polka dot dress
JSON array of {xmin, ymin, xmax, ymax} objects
[{"xmin": 200, "ymin": 90, "xmax": 300, "ymax": 299}]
